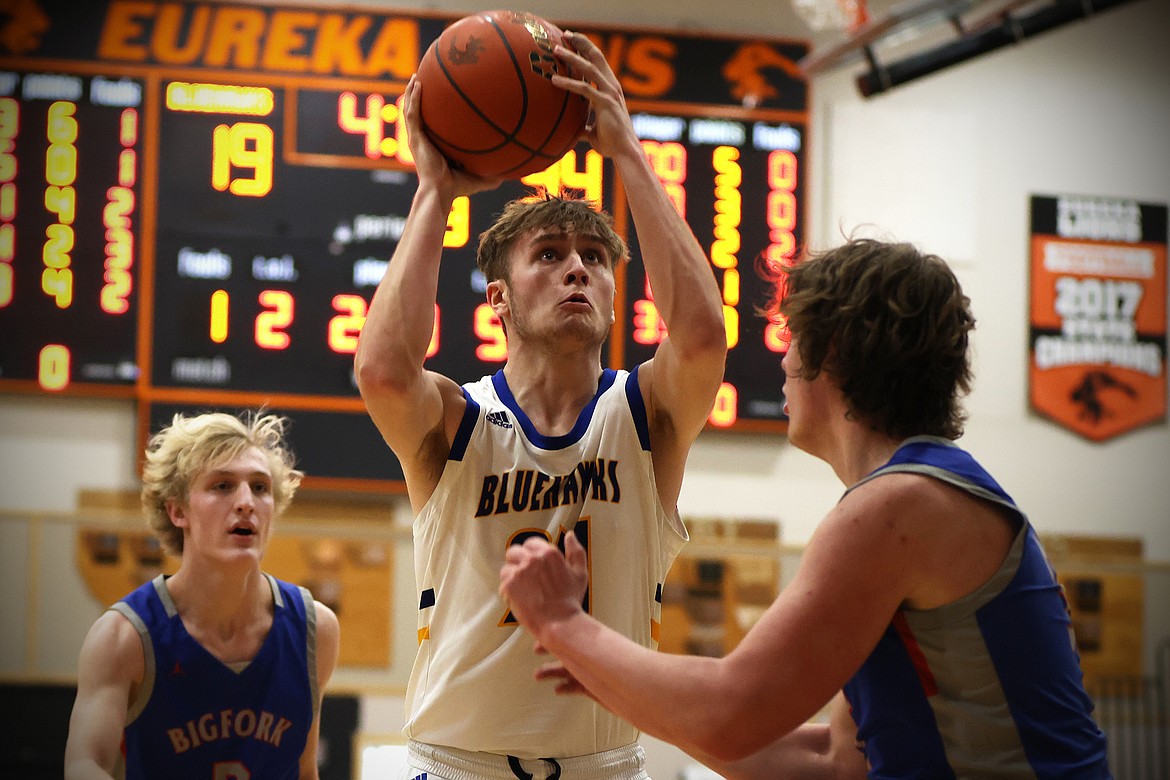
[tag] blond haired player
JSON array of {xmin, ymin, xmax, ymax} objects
[{"xmin": 65, "ymin": 412, "xmax": 340, "ymax": 780}]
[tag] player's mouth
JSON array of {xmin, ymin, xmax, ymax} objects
[{"xmin": 560, "ymin": 292, "xmax": 591, "ymax": 309}]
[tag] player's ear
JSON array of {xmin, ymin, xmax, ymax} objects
[
  {"xmin": 167, "ymin": 499, "xmax": 189, "ymax": 528},
  {"xmin": 487, "ymin": 279, "xmax": 508, "ymax": 315}
]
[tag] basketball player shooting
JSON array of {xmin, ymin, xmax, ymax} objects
[{"xmin": 355, "ymin": 28, "xmax": 727, "ymax": 780}]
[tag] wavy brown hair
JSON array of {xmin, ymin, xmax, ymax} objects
[
  {"xmin": 476, "ymin": 194, "xmax": 628, "ymax": 284},
  {"xmin": 766, "ymin": 238, "xmax": 975, "ymax": 440}
]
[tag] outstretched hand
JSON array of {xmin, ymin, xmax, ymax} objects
[{"xmin": 499, "ymin": 532, "xmax": 590, "ymax": 643}]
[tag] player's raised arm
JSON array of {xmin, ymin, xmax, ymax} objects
[
  {"xmin": 354, "ymin": 76, "xmax": 500, "ymax": 507},
  {"xmin": 553, "ymin": 32, "xmax": 727, "ymax": 497}
]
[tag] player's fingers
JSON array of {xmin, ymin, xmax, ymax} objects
[
  {"xmin": 564, "ymin": 532, "xmax": 587, "ymax": 570},
  {"xmin": 562, "ymin": 31, "xmax": 616, "ymax": 85},
  {"xmin": 534, "ymin": 662, "xmax": 571, "ymax": 679}
]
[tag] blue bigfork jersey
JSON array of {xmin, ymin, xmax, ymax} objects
[
  {"xmin": 841, "ymin": 436, "xmax": 1110, "ymax": 779},
  {"xmin": 113, "ymin": 573, "xmax": 319, "ymax": 779}
]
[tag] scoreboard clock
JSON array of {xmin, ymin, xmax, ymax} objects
[{"xmin": 0, "ymin": 0, "xmax": 809, "ymax": 489}]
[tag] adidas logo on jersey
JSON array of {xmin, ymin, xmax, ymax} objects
[{"xmin": 486, "ymin": 410, "xmax": 512, "ymax": 429}]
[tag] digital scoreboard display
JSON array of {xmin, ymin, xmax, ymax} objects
[{"xmin": 1, "ymin": 0, "xmax": 809, "ymax": 488}]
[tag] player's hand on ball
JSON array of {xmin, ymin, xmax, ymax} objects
[
  {"xmin": 402, "ymin": 76, "xmax": 501, "ymax": 198},
  {"xmin": 499, "ymin": 533, "xmax": 589, "ymax": 640},
  {"xmin": 552, "ymin": 32, "xmax": 638, "ymax": 160}
]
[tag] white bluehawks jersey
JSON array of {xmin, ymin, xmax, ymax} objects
[{"xmin": 404, "ymin": 367, "xmax": 688, "ymax": 757}]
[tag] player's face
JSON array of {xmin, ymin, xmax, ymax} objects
[
  {"xmin": 171, "ymin": 447, "xmax": 275, "ymax": 565},
  {"xmin": 496, "ymin": 228, "xmax": 616, "ymax": 348}
]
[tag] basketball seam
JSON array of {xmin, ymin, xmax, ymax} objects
[
  {"xmin": 422, "ymin": 12, "xmax": 588, "ymax": 177},
  {"xmin": 429, "ymin": 17, "xmax": 530, "ymax": 152}
]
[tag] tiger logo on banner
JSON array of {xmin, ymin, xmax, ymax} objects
[{"xmin": 1029, "ymin": 194, "xmax": 1168, "ymax": 442}]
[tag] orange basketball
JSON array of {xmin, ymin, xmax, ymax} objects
[{"xmin": 416, "ymin": 10, "xmax": 589, "ymax": 179}]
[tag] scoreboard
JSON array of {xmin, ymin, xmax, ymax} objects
[{"xmin": 0, "ymin": 0, "xmax": 808, "ymax": 489}]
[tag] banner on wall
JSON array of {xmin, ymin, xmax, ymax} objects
[{"xmin": 1029, "ymin": 194, "xmax": 1168, "ymax": 442}]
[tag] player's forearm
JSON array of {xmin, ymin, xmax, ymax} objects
[
  {"xmin": 355, "ymin": 185, "xmax": 451, "ymax": 385},
  {"xmin": 692, "ymin": 723, "xmax": 836, "ymax": 780},
  {"xmin": 539, "ymin": 610, "xmax": 749, "ymax": 760},
  {"xmin": 610, "ymin": 141, "xmax": 725, "ymax": 355}
]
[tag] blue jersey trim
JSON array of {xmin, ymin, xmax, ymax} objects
[
  {"xmin": 449, "ymin": 388, "xmax": 480, "ymax": 461},
  {"xmin": 625, "ymin": 364, "xmax": 651, "ymax": 452},
  {"xmin": 491, "ymin": 368, "xmax": 618, "ymax": 451}
]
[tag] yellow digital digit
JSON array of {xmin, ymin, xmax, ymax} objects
[
  {"xmin": 338, "ymin": 92, "xmax": 386, "ymax": 159},
  {"xmin": 46, "ymin": 101, "xmax": 78, "ymax": 145},
  {"xmin": 45, "ymin": 185, "xmax": 76, "ymax": 224},
  {"xmin": 41, "ymin": 266, "xmax": 73, "ymax": 308},
  {"xmin": 255, "ymin": 289, "xmax": 293, "ymax": 349},
  {"xmin": 119, "ymin": 107, "xmax": 139, "ymax": 147},
  {"xmin": 38, "ymin": 344, "xmax": 71, "ymax": 391},
  {"xmin": 101, "ymin": 187, "xmax": 135, "ymax": 315},
  {"xmin": 722, "ymin": 303, "xmax": 739, "ymax": 349},
  {"xmin": 328, "ymin": 293, "xmax": 367, "ymax": 354},
  {"xmin": 100, "ymin": 265, "xmax": 132, "ymax": 315},
  {"xmin": 0, "ymin": 97, "xmax": 17, "ymax": 136},
  {"xmin": 210, "ymin": 289, "xmax": 230, "ymax": 343},
  {"xmin": 211, "ymin": 122, "xmax": 274, "ymax": 197},
  {"xmin": 0, "ymin": 143, "xmax": 15, "ymax": 183},
  {"xmin": 521, "ymin": 149, "xmax": 603, "ymax": 203},
  {"xmin": 393, "ymin": 94, "xmax": 413, "ymax": 165},
  {"xmin": 43, "ymin": 223, "xmax": 74, "ymax": 269},
  {"xmin": 0, "ymin": 262, "xmax": 12, "ymax": 307},
  {"xmin": 557, "ymin": 149, "xmax": 604, "ymax": 204},
  {"xmin": 211, "ymin": 125, "xmax": 230, "ymax": 191},
  {"xmin": 118, "ymin": 148, "xmax": 137, "ymax": 188},
  {"xmin": 45, "ymin": 143, "xmax": 77, "ymax": 188},
  {"xmin": 474, "ymin": 303, "xmax": 507, "ymax": 362},
  {"xmin": 0, "ymin": 223, "xmax": 13, "ymax": 261},
  {"xmin": 443, "ymin": 196, "xmax": 470, "ymax": 248}
]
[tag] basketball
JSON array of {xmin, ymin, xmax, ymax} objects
[{"xmin": 415, "ymin": 10, "xmax": 590, "ymax": 179}]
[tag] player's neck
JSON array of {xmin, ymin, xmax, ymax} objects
[
  {"xmin": 166, "ymin": 563, "xmax": 270, "ymax": 628},
  {"xmin": 502, "ymin": 357, "xmax": 604, "ymax": 436},
  {"xmin": 830, "ymin": 427, "xmax": 902, "ymax": 487}
]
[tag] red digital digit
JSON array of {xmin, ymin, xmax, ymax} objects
[
  {"xmin": 474, "ymin": 303, "xmax": 506, "ymax": 362},
  {"xmin": 328, "ymin": 294, "xmax": 367, "ymax": 354},
  {"xmin": 708, "ymin": 382, "xmax": 738, "ymax": 428}
]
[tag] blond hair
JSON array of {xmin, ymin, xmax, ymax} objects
[{"xmin": 140, "ymin": 411, "xmax": 302, "ymax": 555}]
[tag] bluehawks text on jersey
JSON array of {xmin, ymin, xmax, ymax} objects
[{"xmin": 474, "ymin": 459, "xmax": 622, "ymax": 517}]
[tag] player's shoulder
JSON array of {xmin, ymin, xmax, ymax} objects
[
  {"xmin": 842, "ymin": 469, "xmax": 950, "ymax": 516},
  {"xmin": 80, "ymin": 607, "xmax": 146, "ymax": 669}
]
